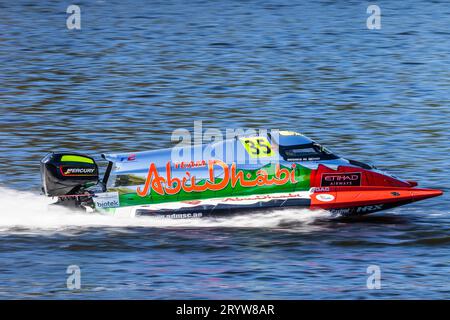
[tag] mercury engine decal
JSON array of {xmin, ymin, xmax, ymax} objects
[{"xmin": 60, "ymin": 166, "xmax": 97, "ymax": 176}]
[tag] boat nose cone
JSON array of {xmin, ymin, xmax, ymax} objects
[{"xmin": 411, "ymin": 188, "xmax": 443, "ymax": 200}]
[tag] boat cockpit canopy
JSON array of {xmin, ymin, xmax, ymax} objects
[
  {"xmin": 269, "ymin": 131, "xmax": 338, "ymax": 161},
  {"xmin": 279, "ymin": 143, "xmax": 338, "ymax": 161}
]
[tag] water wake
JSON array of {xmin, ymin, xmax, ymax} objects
[{"xmin": 0, "ymin": 187, "xmax": 332, "ymax": 233}]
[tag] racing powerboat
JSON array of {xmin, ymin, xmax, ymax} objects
[{"xmin": 40, "ymin": 130, "xmax": 443, "ymax": 218}]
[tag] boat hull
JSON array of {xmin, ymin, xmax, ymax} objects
[{"xmin": 105, "ymin": 186, "xmax": 443, "ymax": 218}]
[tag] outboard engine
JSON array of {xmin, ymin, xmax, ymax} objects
[{"xmin": 40, "ymin": 153, "xmax": 99, "ymax": 197}]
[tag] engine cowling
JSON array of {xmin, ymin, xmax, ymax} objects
[{"xmin": 40, "ymin": 153, "xmax": 99, "ymax": 197}]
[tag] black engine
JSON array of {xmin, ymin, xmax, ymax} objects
[{"xmin": 40, "ymin": 153, "xmax": 99, "ymax": 197}]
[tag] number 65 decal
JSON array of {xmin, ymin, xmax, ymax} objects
[{"xmin": 240, "ymin": 137, "xmax": 274, "ymax": 158}]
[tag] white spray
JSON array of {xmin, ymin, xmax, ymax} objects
[{"xmin": 0, "ymin": 187, "xmax": 332, "ymax": 233}]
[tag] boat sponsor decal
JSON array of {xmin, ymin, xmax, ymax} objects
[
  {"xmin": 223, "ymin": 192, "xmax": 305, "ymax": 202},
  {"xmin": 119, "ymin": 154, "xmax": 136, "ymax": 162},
  {"xmin": 136, "ymin": 160, "xmax": 297, "ymax": 197},
  {"xmin": 239, "ymin": 136, "xmax": 274, "ymax": 158},
  {"xmin": 174, "ymin": 160, "xmax": 207, "ymax": 169},
  {"xmin": 94, "ymin": 192, "xmax": 120, "ymax": 209},
  {"xmin": 134, "ymin": 191, "xmax": 309, "ymax": 211},
  {"xmin": 286, "ymin": 157, "xmax": 321, "ymax": 162},
  {"xmin": 315, "ymin": 193, "xmax": 335, "ymax": 202},
  {"xmin": 310, "ymin": 187, "xmax": 330, "ymax": 193},
  {"xmin": 135, "ymin": 209, "xmax": 203, "ymax": 219},
  {"xmin": 329, "ymin": 204, "xmax": 384, "ymax": 215},
  {"xmin": 60, "ymin": 166, "xmax": 97, "ymax": 176},
  {"xmin": 321, "ymin": 172, "xmax": 361, "ymax": 187},
  {"xmin": 159, "ymin": 213, "xmax": 203, "ymax": 219},
  {"xmin": 356, "ymin": 204, "xmax": 383, "ymax": 213},
  {"xmin": 329, "ymin": 208, "xmax": 351, "ymax": 215}
]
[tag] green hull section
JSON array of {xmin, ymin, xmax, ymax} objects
[{"xmin": 111, "ymin": 163, "xmax": 311, "ymax": 208}]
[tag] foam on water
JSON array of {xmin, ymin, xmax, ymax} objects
[{"xmin": 0, "ymin": 187, "xmax": 332, "ymax": 233}]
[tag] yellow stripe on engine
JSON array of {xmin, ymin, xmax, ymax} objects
[{"xmin": 61, "ymin": 155, "xmax": 94, "ymax": 164}]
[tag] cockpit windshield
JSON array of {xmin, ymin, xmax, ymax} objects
[{"xmin": 279, "ymin": 143, "xmax": 338, "ymax": 161}]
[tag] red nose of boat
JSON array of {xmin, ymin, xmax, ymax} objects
[{"xmin": 410, "ymin": 188, "xmax": 444, "ymax": 201}]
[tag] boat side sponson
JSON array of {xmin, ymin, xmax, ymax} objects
[{"xmin": 310, "ymin": 186, "xmax": 443, "ymax": 215}]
